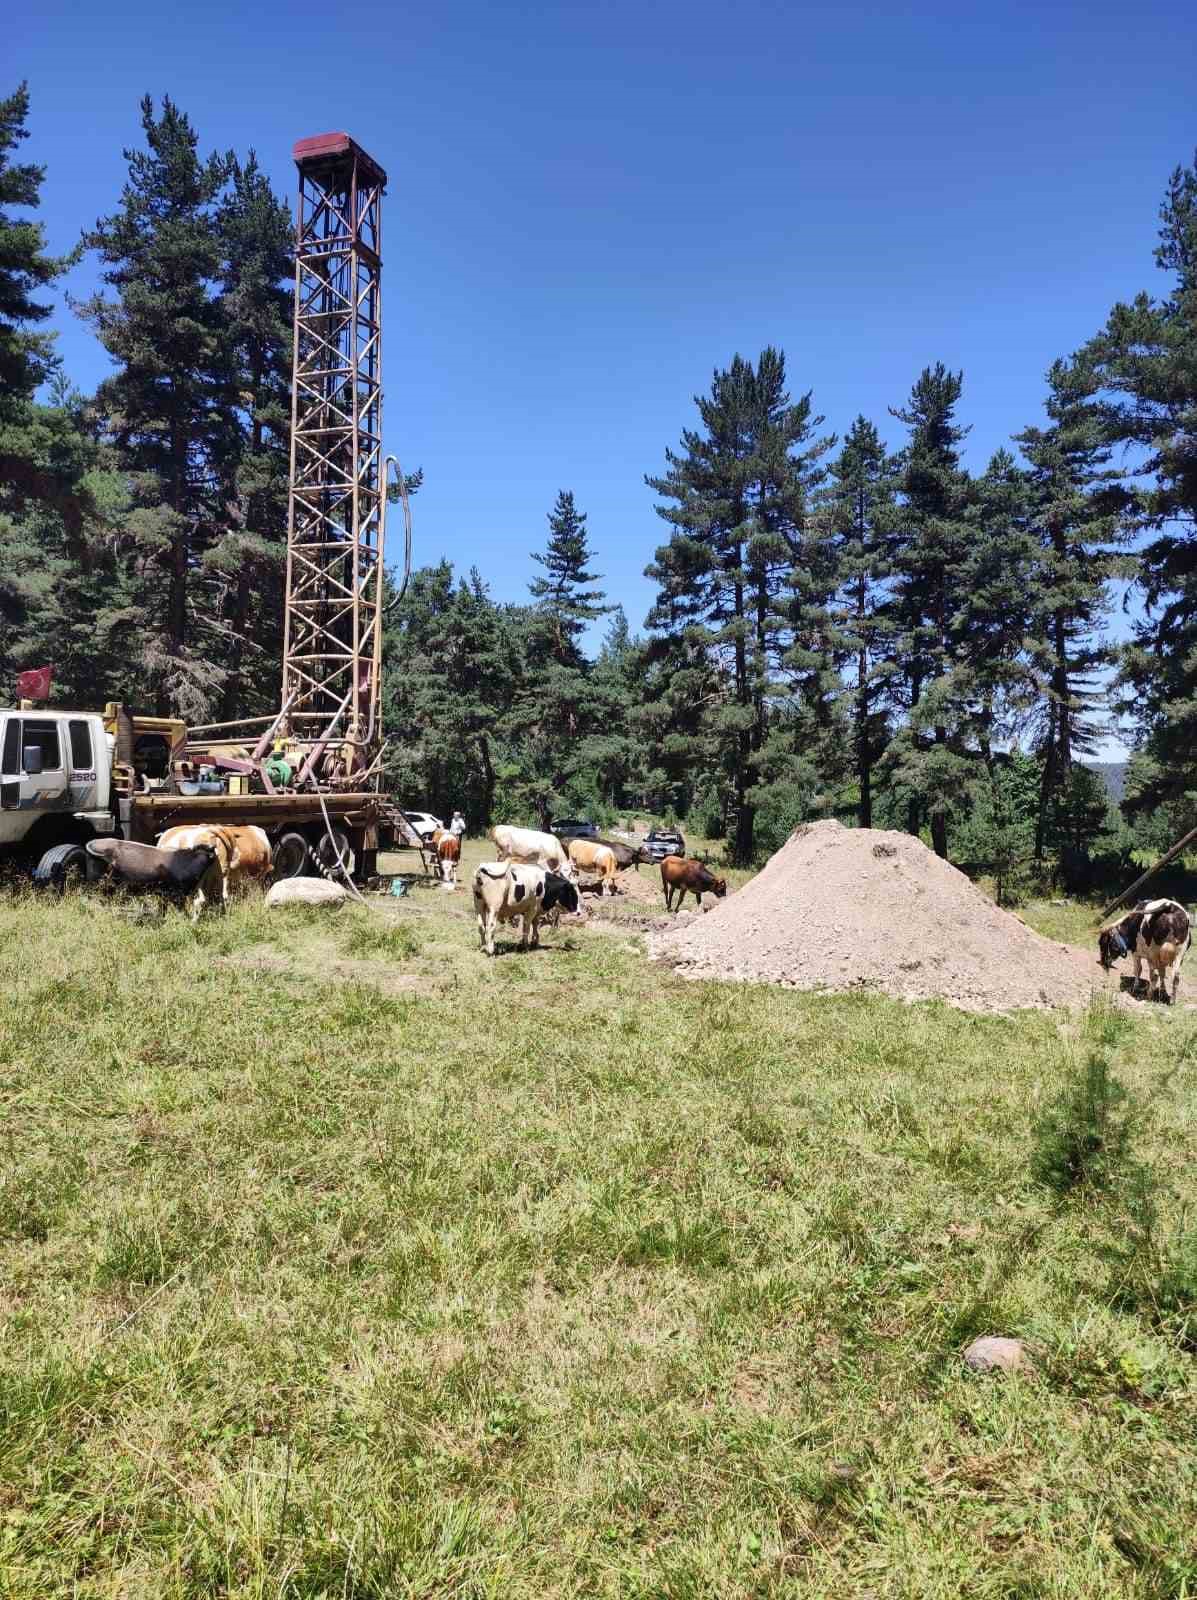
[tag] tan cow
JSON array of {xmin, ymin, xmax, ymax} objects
[
  {"xmin": 157, "ymin": 823, "xmax": 273, "ymax": 914},
  {"xmin": 567, "ymin": 837, "xmax": 619, "ymax": 896},
  {"xmin": 430, "ymin": 827, "xmax": 461, "ymax": 886}
]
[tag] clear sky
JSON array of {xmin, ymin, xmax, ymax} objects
[{"xmin": 12, "ymin": 0, "xmax": 1196, "ymax": 680}]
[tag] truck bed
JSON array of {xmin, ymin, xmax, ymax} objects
[{"xmin": 127, "ymin": 790, "xmax": 386, "ymax": 841}]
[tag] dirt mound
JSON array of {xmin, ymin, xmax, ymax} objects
[{"xmin": 649, "ymin": 820, "xmax": 1107, "ymax": 1014}]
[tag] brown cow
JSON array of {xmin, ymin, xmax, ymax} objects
[
  {"xmin": 568, "ymin": 837, "xmax": 619, "ymax": 895},
  {"xmin": 157, "ymin": 823, "xmax": 273, "ymax": 914},
  {"xmin": 431, "ymin": 828, "xmax": 461, "ymax": 886},
  {"xmin": 661, "ymin": 855, "xmax": 727, "ymax": 913}
]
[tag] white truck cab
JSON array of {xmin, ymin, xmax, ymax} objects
[{"xmin": 0, "ymin": 709, "xmax": 116, "ymax": 871}]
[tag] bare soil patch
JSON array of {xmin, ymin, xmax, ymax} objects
[{"xmin": 649, "ymin": 819, "xmax": 1115, "ymax": 1014}]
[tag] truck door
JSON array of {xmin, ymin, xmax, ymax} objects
[
  {"xmin": 0, "ymin": 717, "xmax": 70, "ymax": 828},
  {"xmin": 0, "ymin": 717, "xmax": 19, "ymax": 841},
  {"xmin": 66, "ymin": 718, "xmax": 101, "ymax": 812}
]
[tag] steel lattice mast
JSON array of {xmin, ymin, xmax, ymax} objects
[{"xmin": 281, "ymin": 133, "xmax": 387, "ymax": 783}]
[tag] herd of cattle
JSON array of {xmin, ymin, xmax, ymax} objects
[
  {"xmin": 67, "ymin": 817, "xmax": 1195, "ymax": 999},
  {"xmin": 471, "ymin": 824, "xmax": 728, "ymax": 956},
  {"xmin": 77, "ymin": 818, "xmax": 731, "ymax": 952}
]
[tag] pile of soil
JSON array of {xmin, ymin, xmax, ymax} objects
[{"xmin": 649, "ymin": 820, "xmax": 1107, "ymax": 1014}]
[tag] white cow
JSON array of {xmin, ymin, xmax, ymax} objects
[
  {"xmin": 472, "ymin": 861, "xmax": 581, "ymax": 956},
  {"xmin": 488, "ymin": 824, "xmax": 575, "ymax": 879}
]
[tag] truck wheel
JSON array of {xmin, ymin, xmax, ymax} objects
[
  {"xmin": 33, "ymin": 841, "xmax": 89, "ymax": 890},
  {"xmin": 272, "ymin": 831, "xmax": 311, "ymax": 879}
]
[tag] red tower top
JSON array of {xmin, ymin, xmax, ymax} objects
[{"xmin": 291, "ymin": 132, "xmax": 387, "ymax": 189}]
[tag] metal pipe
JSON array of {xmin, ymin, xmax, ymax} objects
[
  {"xmin": 294, "ymin": 682, "xmax": 355, "ymax": 787},
  {"xmin": 187, "ymin": 714, "xmax": 278, "ymax": 735}
]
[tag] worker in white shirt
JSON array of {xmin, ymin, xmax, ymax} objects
[{"xmin": 449, "ymin": 809, "xmax": 467, "ymax": 840}]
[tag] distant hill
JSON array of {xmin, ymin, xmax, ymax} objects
[{"xmin": 1085, "ymin": 761, "xmax": 1127, "ymax": 803}]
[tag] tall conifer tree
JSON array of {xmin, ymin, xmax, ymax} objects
[
  {"xmin": 817, "ymin": 416, "xmax": 898, "ymax": 827},
  {"xmin": 78, "ymin": 96, "xmax": 233, "ymax": 715},
  {"xmin": 886, "ymin": 364, "xmax": 975, "ymax": 856},
  {"xmin": 647, "ymin": 348, "xmax": 833, "ymax": 862},
  {"xmin": 1070, "ymin": 153, "xmax": 1197, "ymax": 812},
  {"xmin": 0, "ymin": 83, "xmax": 104, "ymax": 694},
  {"xmin": 1015, "ymin": 363, "xmax": 1128, "ymax": 854},
  {"xmin": 208, "ymin": 152, "xmax": 292, "ymax": 718}
]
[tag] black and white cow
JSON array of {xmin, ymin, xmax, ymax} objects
[
  {"xmin": 1099, "ymin": 898, "xmax": 1191, "ymax": 1003},
  {"xmin": 472, "ymin": 861, "xmax": 580, "ymax": 956}
]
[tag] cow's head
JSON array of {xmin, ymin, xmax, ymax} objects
[
  {"xmin": 1098, "ymin": 924, "xmax": 1128, "ymax": 970},
  {"xmin": 544, "ymin": 872, "xmax": 581, "ymax": 916},
  {"xmin": 712, "ymin": 877, "xmax": 728, "ymax": 899}
]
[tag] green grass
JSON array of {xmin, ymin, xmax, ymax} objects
[{"xmin": 1, "ymin": 875, "xmax": 1196, "ymax": 1597}]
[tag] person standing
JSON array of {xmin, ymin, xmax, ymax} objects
[{"xmin": 449, "ymin": 809, "xmax": 467, "ymax": 840}]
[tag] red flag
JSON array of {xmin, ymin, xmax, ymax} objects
[{"xmin": 16, "ymin": 666, "xmax": 53, "ymax": 702}]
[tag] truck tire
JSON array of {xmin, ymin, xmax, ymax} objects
[
  {"xmin": 33, "ymin": 841, "xmax": 89, "ymax": 889},
  {"xmin": 272, "ymin": 831, "xmax": 311, "ymax": 880}
]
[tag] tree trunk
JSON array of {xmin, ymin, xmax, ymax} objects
[
  {"xmin": 164, "ymin": 435, "xmax": 189, "ymax": 716},
  {"xmin": 1036, "ymin": 599, "xmax": 1072, "ymax": 859},
  {"xmin": 931, "ymin": 724, "xmax": 949, "ymax": 857},
  {"xmin": 906, "ymin": 670, "xmax": 922, "ymax": 837},
  {"xmin": 477, "ymin": 733, "xmax": 495, "ymax": 826},
  {"xmin": 930, "ymin": 808, "xmax": 948, "ymax": 859},
  {"xmin": 730, "ymin": 547, "xmax": 754, "ymax": 865},
  {"xmin": 856, "ymin": 570, "xmax": 871, "ymax": 829},
  {"xmin": 1035, "ymin": 705, "xmax": 1058, "ymax": 862},
  {"xmin": 222, "ymin": 569, "xmax": 251, "ymax": 720}
]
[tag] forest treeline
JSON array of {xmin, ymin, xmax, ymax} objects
[{"xmin": 2, "ymin": 84, "xmax": 1196, "ymax": 866}]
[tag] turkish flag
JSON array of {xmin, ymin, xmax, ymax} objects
[{"xmin": 16, "ymin": 666, "xmax": 53, "ymax": 702}]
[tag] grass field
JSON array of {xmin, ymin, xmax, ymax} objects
[{"xmin": 2, "ymin": 847, "xmax": 1196, "ymax": 1597}]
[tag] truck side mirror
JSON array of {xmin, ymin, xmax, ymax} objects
[{"xmin": 22, "ymin": 747, "xmax": 43, "ymax": 776}]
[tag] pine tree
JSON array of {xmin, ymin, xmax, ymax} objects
[
  {"xmin": 0, "ymin": 82, "xmax": 103, "ymax": 695},
  {"xmin": 515, "ymin": 491, "xmax": 609, "ymax": 821},
  {"xmin": 0, "ymin": 83, "xmax": 64, "ymax": 414},
  {"xmin": 646, "ymin": 348, "xmax": 833, "ymax": 862},
  {"xmin": 885, "ymin": 364, "xmax": 975, "ymax": 857},
  {"xmin": 528, "ymin": 490, "xmax": 609, "ymax": 662},
  {"xmin": 582, "ymin": 606, "xmax": 648, "ymax": 813},
  {"xmin": 816, "ymin": 416, "xmax": 898, "ymax": 827},
  {"xmin": 1069, "ymin": 152, "xmax": 1197, "ymax": 813},
  {"xmin": 1015, "ymin": 362, "xmax": 1129, "ymax": 855},
  {"xmin": 78, "ymin": 96, "xmax": 233, "ymax": 717},
  {"xmin": 206, "ymin": 152, "xmax": 292, "ymax": 719},
  {"xmin": 381, "ymin": 563, "xmax": 524, "ymax": 825},
  {"xmin": 959, "ymin": 450, "xmax": 1039, "ymax": 744}
]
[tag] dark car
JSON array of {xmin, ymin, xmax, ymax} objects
[
  {"xmin": 551, "ymin": 818, "xmax": 599, "ymax": 842},
  {"xmin": 644, "ymin": 828, "xmax": 686, "ymax": 862}
]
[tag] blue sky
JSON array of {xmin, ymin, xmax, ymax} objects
[{"xmin": 12, "ymin": 0, "xmax": 1196, "ymax": 721}]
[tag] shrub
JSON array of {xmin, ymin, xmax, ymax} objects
[{"xmin": 1030, "ymin": 1049, "xmax": 1138, "ymax": 1197}]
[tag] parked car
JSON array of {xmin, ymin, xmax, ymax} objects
[
  {"xmin": 403, "ymin": 810, "xmax": 444, "ymax": 842},
  {"xmin": 644, "ymin": 828, "xmax": 686, "ymax": 862},
  {"xmin": 551, "ymin": 818, "xmax": 599, "ymax": 842}
]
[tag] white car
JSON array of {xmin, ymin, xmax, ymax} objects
[{"xmin": 403, "ymin": 810, "xmax": 444, "ymax": 842}]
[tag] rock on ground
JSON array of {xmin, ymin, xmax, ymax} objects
[
  {"xmin": 963, "ymin": 1336, "xmax": 1033, "ymax": 1374},
  {"xmin": 649, "ymin": 819, "xmax": 1111, "ymax": 1015},
  {"xmin": 266, "ymin": 878, "xmax": 349, "ymax": 908}
]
